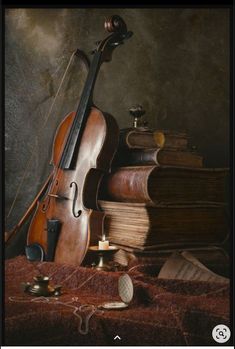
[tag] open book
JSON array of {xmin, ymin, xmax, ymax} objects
[{"xmin": 158, "ymin": 251, "xmax": 229, "ymax": 283}]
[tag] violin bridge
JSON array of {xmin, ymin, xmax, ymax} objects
[{"xmin": 48, "ymin": 193, "xmax": 69, "ymax": 200}]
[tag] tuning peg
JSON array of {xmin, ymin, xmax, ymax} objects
[{"xmin": 129, "ymin": 105, "xmax": 146, "ymax": 128}]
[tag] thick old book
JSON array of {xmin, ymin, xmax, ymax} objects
[
  {"xmin": 113, "ymin": 148, "xmax": 203, "ymax": 168},
  {"xmin": 119, "ymin": 128, "xmax": 189, "ymax": 150},
  {"xmin": 114, "ymin": 245, "xmax": 229, "ymax": 277},
  {"xmin": 158, "ymin": 251, "xmax": 229, "ymax": 283},
  {"xmin": 98, "ymin": 200, "xmax": 229, "ymax": 250},
  {"xmin": 99, "ymin": 166, "xmax": 229, "ymax": 204}
]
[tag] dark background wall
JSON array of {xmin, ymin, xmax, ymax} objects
[{"xmin": 5, "ymin": 8, "xmax": 230, "ymax": 256}]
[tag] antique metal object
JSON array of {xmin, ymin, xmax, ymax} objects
[
  {"xmin": 100, "ymin": 274, "xmax": 134, "ymax": 310},
  {"xmin": 89, "ymin": 245, "xmax": 119, "ymax": 271},
  {"xmin": 129, "ymin": 105, "xmax": 146, "ymax": 128},
  {"xmin": 22, "ymin": 275, "xmax": 62, "ymax": 297}
]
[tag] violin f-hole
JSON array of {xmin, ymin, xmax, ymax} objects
[
  {"xmin": 70, "ymin": 181, "xmax": 82, "ymax": 218},
  {"xmin": 41, "ymin": 196, "xmax": 50, "ymax": 212}
]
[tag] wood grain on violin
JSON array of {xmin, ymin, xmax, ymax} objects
[{"xmin": 25, "ymin": 15, "xmax": 133, "ymax": 265}]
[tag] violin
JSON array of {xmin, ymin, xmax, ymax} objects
[{"xmin": 23, "ymin": 15, "xmax": 133, "ymax": 265}]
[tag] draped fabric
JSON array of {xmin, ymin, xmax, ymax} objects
[{"xmin": 4, "ymin": 256, "xmax": 230, "ymax": 346}]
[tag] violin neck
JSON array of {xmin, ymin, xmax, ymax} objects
[{"xmin": 60, "ymin": 51, "xmax": 102, "ymax": 169}]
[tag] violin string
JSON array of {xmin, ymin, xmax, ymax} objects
[{"xmin": 6, "ymin": 50, "xmax": 77, "ymax": 222}]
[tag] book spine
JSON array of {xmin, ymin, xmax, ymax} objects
[
  {"xmin": 119, "ymin": 129, "xmax": 188, "ymax": 150},
  {"xmin": 163, "ymin": 134, "xmax": 188, "ymax": 149},
  {"xmin": 99, "ymin": 166, "xmax": 155, "ymax": 202},
  {"xmin": 119, "ymin": 130, "xmax": 157, "ymax": 149},
  {"xmin": 114, "ymin": 149, "xmax": 159, "ymax": 166},
  {"xmin": 114, "ymin": 148, "xmax": 203, "ymax": 167}
]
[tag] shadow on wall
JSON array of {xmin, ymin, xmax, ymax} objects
[{"xmin": 5, "ymin": 8, "xmax": 230, "ymax": 256}]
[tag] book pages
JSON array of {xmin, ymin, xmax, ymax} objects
[
  {"xmin": 158, "ymin": 251, "xmax": 229, "ymax": 284},
  {"xmin": 181, "ymin": 250, "xmax": 215, "ymax": 272}
]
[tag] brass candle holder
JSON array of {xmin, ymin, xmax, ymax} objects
[
  {"xmin": 89, "ymin": 245, "xmax": 119, "ymax": 271},
  {"xmin": 22, "ymin": 275, "xmax": 62, "ymax": 297}
]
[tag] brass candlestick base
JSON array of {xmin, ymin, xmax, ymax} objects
[
  {"xmin": 22, "ymin": 275, "xmax": 62, "ymax": 297},
  {"xmin": 89, "ymin": 246, "xmax": 119, "ymax": 271}
]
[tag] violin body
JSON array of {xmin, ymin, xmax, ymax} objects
[
  {"xmin": 14, "ymin": 15, "xmax": 134, "ymax": 265},
  {"xmin": 27, "ymin": 107, "xmax": 119, "ymax": 265}
]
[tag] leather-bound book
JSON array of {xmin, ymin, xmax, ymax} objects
[
  {"xmin": 113, "ymin": 148, "xmax": 203, "ymax": 167},
  {"xmin": 99, "ymin": 200, "xmax": 229, "ymax": 249},
  {"xmin": 119, "ymin": 128, "xmax": 189, "ymax": 150},
  {"xmin": 99, "ymin": 166, "xmax": 229, "ymax": 204}
]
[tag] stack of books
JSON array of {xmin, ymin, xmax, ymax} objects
[{"xmin": 97, "ymin": 127, "xmax": 229, "ymax": 274}]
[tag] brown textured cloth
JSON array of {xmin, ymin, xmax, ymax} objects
[{"xmin": 4, "ymin": 256, "xmax": 230, "ymax": 346}]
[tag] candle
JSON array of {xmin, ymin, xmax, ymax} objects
[{"xmin": 98, "ymin": 240, "xmax": 109, "ymax": 250}]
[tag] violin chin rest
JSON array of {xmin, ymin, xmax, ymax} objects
[{"xmin": 25, "ymin": 243, "xmax": 45, "ymax": 262}]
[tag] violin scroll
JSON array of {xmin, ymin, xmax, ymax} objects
[
  {"xmin": 96, "ymin": 15, "xmax": 133, "ymax": 63},
  {"xmin": 104, "ymin": 15, "xmax": 127, "ymax": 35}
]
